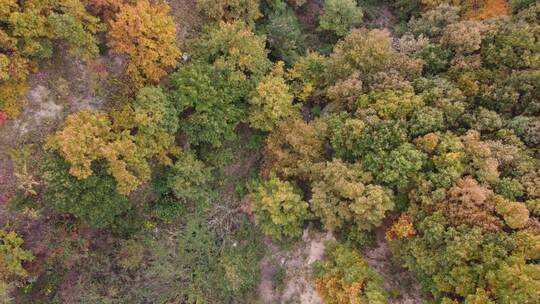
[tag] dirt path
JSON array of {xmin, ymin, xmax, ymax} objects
[
  {"xmin": 257, "ymin": 230, "xmax": 334, "ymax": 304},
  {"xmin": 368, "ymin": 3, "xmax": 397, "ymax": 30},
  {"xmin": 363, "ymin": 217, "xmax": 425, "ymax": 304}
]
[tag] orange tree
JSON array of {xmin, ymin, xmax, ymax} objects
[
  {"xmin": 313, "ymin": 241, "xmax": 387, "ymax": 304},
  {"xmin": 108, "ymin": 0, "xmax": 180, "ymax": 88}
]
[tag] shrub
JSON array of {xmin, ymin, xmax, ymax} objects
[
  {"xmin": 116, "ymin": 239, "xmax": 145, "ymax": 270},
  {"xmin": 0, "ymin": 229, "xmax": 34, "ymax": 303}
]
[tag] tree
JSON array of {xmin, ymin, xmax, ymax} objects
[
  {"xmin": 494, "ymin": 196, "xmax": 530, "ymax": 229},
  {"xmin": 251, "ymin": 176, "xmax": 309, "ymax": 240},
  {"xmin": 46, "ymin": 110, "xmax": 145, "ymax": 194},
  {"xmin": 5, "ymin": 0, "xmax": 102, "ymax": 61},
  {"xmin": 408, "ymin": 4, "xmax": 460, "ymax": 38},
  {"xmin": 313, "ymin": 242, "xmax": 387, "ymax": 304},
  {"xmin": 359, "ymin": 89, "xmax": 425, "ymax": 120},
  {"xmin": 287, "ymin": 51, "xmax": 327, "ymax": 101},
  {"xmin": 390, "ymin": 212, "xmax": 515, "ymax": 300},
  {"xmin": 0, "ymin": 80, "xmax": 28, "ymax": 119},
  {"xmin": 262, "ymin": 6, "xmax": 306, "ymax": 64},
  {"xmin": 195, "ymin": 0, "xmax": 261, "ymax": 26},
  {"xmin": 108, "ymin": 0, "xmax": 180, "ymax": 87},
  {"xmin": 248, "ymin": 62, "xmax": 299, "ymax": 131},
  {"xmin": 327, "ymin": 28, "xmax": 394, "ymax": 82},
  {"xmin": 318, "ymin": 0, "xmax": 363, "ymax": 37},
  {"xmin": 409, "ymin": 106, "xmax": 445, "ymax": 136},
  {"xmin": 47, "ymin": 87, "xmax": 179, "ymax": 194},
  {"xmin": 438, "ymin": 176, "xmax": 504, "ymax": 232},
  {"xmin": 481, "ymin": 19, "xmax": 540, "ymax": 70},
  {"xmin": 0, "ymin": 0, "xmax": 102, "ymax": 118},
  {"xmin": 83, "ymin": 0, "xmax": 125, "ymax": 20},
  {"xmin": 41, "ymin": 156, "xmax": 130, "ymax": 227},
  {"xmin": 168, "ymin": 61, "xmax": 243, "ymax": 148},
  {"xmin": 262, "ymin": 118, "xmax": 327, "ymax": 180},
  {"xmin": 385, "ymin": 214, "xmax": 416, "ymax": 240},
  {"xmin": 165, "ymin": 152, "xmax": 211, "ymax": 203},
  {"xmin": 441, "ymin": 21, "xmax": 485, "ymax": 55},
  {"xmin": 310, "ymin": 160, "xmax": 394, "ymax": 233},
  {"xmin": 486, "ymin": 256, "xmax": 540, "ymax": 304},
  {"xmin": 194, "ymin": 21, "xmax": 270, "ymax": 85},
  {"xmin": 326, "ymin": 71, "xmax": 363, "ymax": 111},
  {"xmin": 373, "ymin": 143, "xmax": 427, "ymax": 189}
]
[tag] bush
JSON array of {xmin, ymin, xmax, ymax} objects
[
  {"xmin": 0, "ymin": 229, "xmax": 34, "ymax": 304},
  {"xmin": 116, "ymin": 239, "xmax": 145, "ymax": 270}
]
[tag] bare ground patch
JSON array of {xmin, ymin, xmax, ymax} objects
[
  {"xmin": 257, "ymin": 229, "xmax": 334, "ymax": 304},
  {"xmin": 363, "ymin": 217, "xmax": 426, "ymax": 304}
]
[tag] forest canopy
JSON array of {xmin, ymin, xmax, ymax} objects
[{"xmin": 0, "ymin": 0, "xmax": 539, "ymax": 303}]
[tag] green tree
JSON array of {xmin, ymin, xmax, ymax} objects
[
  {"xmin": 41, "ymin": 156, "xmax": 130, "ymax": 227},
  {"xmin": 168, "ymin": 61, "xmax": 243, "ymax": 148},
  {"xmin": 390, "ymin": 212, "xmax": 514, "ymax": 300},
  {"xmin": 165, "ymin": 152, "xmax": 211, "ymax": 203},
  {"xmin": 195, "ymin": 0, "xmax": 261, "ymax": 26},
  {"xmin": 248, "ymin": 62, "xmax": 299, "ymax": 131},
  {"xmin": 310, "ymin": 160, "xmax": 394, "ymax": 233},
  {"xmin": 194, "ymin": 21, "xmax": 270, "ymax": 85},
  {"xmin": 318, "ymin": 0, "xmax": 363, "ymax": 37},
  {"xmin": 251, "ymin": 176, "xmax": 309, "ymax": 240},
  {"xmin": 262, "ymin": 6, "xmax": 306, "ymax": 63}
]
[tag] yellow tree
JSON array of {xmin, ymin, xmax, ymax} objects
[
  {"xmin": 108, "ymin": 0, "xmax": 180, "ymax": 88},
  {"xmin": 248, "ymin": 62, "xmax": 299, "ymax": 131},
  {"xmin": 0, "ymin": 0, "xmax": 102, "ymax": 118},
  {"xmin": 47, "ymin": 87, "xmax": 178, "ymax": 194}
]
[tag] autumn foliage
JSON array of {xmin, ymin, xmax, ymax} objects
[{"xmin": 108, "ymin": 0, "xmax": 180, "ymax": 87}]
